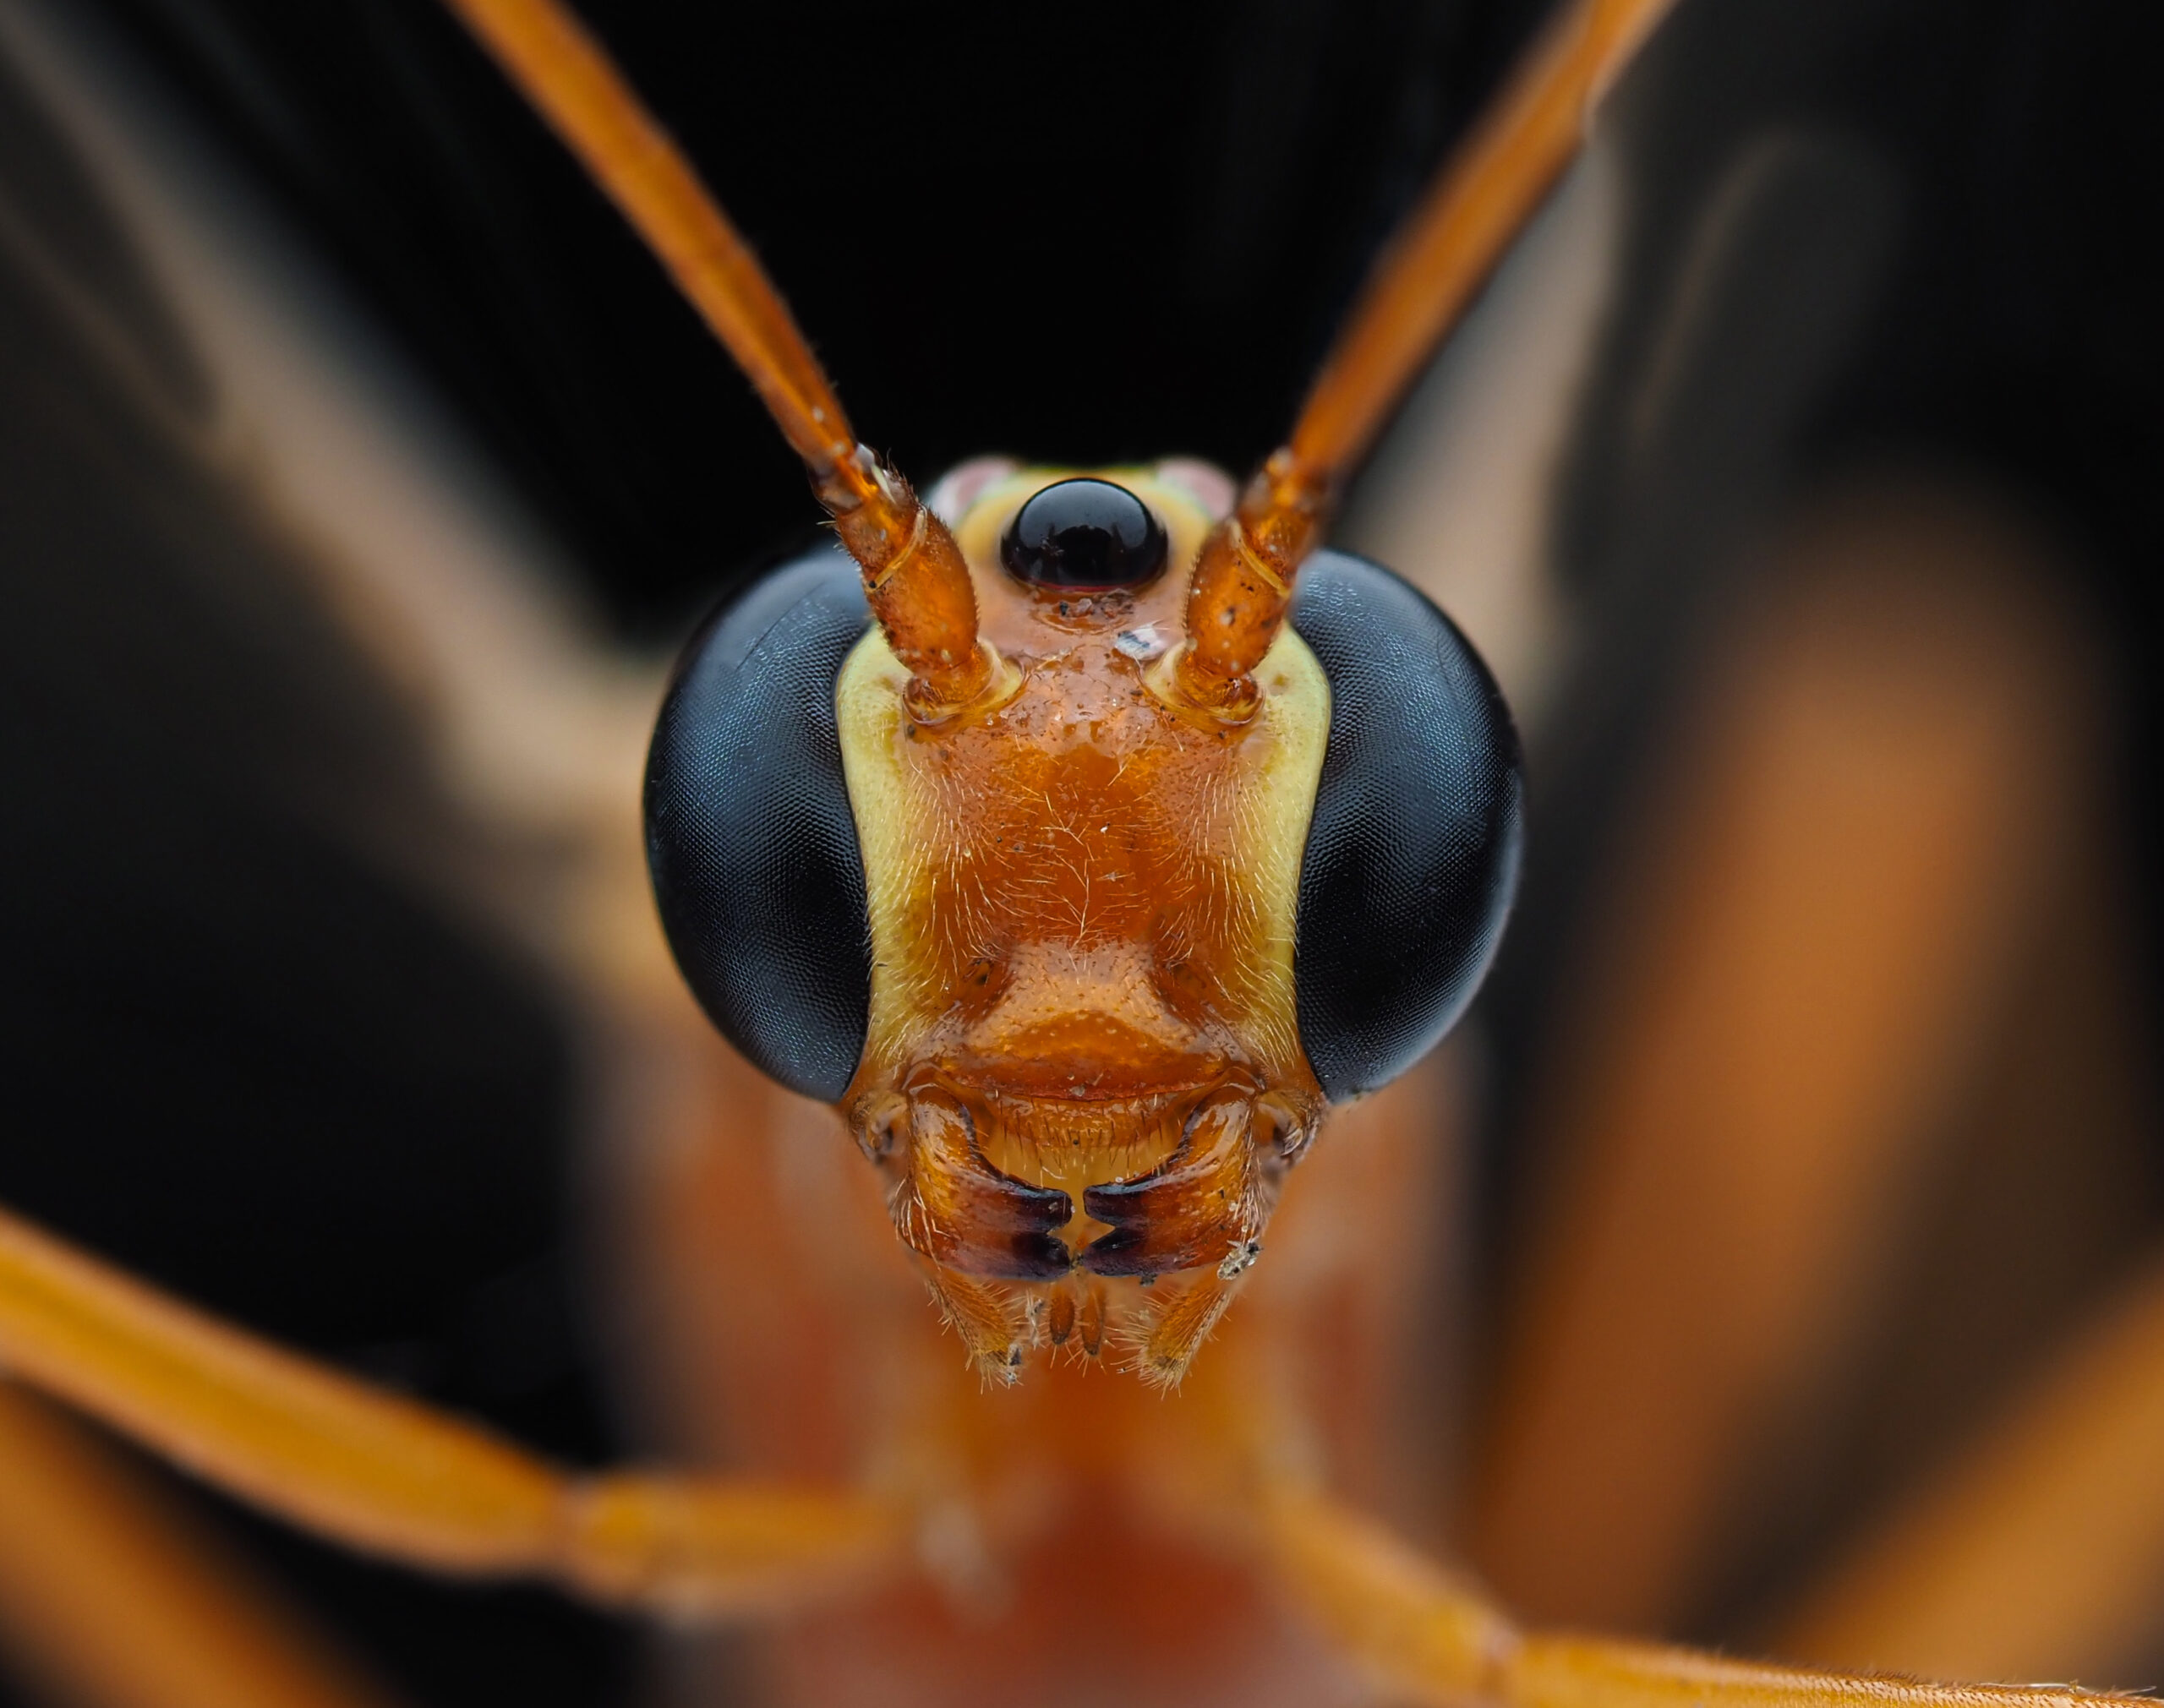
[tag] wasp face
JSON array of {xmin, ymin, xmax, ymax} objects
[
  {"xmin": 834, "ymin": 470, "xmax": 1329, "ymax": 1355},
  {"xmin": 646, "ymin": 466, "xmax": 1521, "ymax": 1381}
]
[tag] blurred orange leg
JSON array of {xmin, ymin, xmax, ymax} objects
[
  {"xmin": 1778, "ymin": 1245, "xmax": 2164, "ymax": 1684},
  {"xmin": 1262, "ymin": 1486, "xmax": 2153, "ymax": 1708},
  {"xmin": 1472, "ymin": 495, "xmax": 2101, "ymax": 1631},
  {"xmin": 0, "ymin": 1204, "xmax": 904, "ymax": 1618},
  {"xmin": 0, "ymin": 1382, "xmax": 403, "ymax": 1708}
]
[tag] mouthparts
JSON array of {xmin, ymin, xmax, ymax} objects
[{"xmin": 846, "ymin": 1074, "xmax": 1321, "ymax": 1383}]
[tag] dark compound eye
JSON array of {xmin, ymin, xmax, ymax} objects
[
  {"xmin": 1000, "ymin": 478, "xmax": 1168, "ymax": 591},
  {"xmin": 1289, "ymin": 552, "xmax": 1525, "ymax": 1102},
  {"xmin": 645, "ymin": 543, "xmax": 872, "ymax": 1101}
]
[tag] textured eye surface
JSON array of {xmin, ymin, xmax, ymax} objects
[
  {"xmin": 1000, "ymin": 477, "xmax": 1168, "ymax": 590},
  {"xmin": 1291, "ymin": 552, "xmax": 1525, "ymax": 1102},
  {"xmin": 645, "ymin": 543, "xmax": 872, "ymax": 1100}
]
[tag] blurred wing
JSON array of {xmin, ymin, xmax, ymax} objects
[{"xmin": 0, "ymin": 0, "xmax": 656, "ymax": 1700}]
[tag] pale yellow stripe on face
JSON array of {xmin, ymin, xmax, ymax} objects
[
  {"xmin": 1233, "ymin": 621, "xmax": 1331, "ymax": 1075},
  {"xmin": 833, "ymin": 629, "xmax": 939, "ymax": 1078}
]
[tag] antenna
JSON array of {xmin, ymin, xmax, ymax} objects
[
  {"xmin": 1169, "ymin": 0, "xmax": 1677, "ymax": 718},
  {"xmin": 442, "ymin": 0, "xmax": 997, "ymax": 717}
]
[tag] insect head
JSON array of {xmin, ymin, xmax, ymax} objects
[{"xmin": 647, "ymin": 466, "xmax": 1520, "ymax": 1380}]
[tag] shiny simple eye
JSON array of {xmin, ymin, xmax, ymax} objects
[
  {"xmin": 1290, "ymin": 553, "xmax": 1524, "ymax": 1101},
  {"xmin": 999, "ymin": 478, "xmax": 1168, "ymax": 591},
  {"xmin": 644, "ymin": 544, "xmax": 872, "ymax": 1100}
]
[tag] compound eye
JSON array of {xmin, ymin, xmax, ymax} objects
[
  {"xmin": 646, "ymin": 544, "xmax": 872, "ymax": 1101},
  {"xmin": 1000, "ymin": 478, "xmax": 1168, "ymax": 591},
  {"xmin": 1290, "ymin": 552, "xmax": 1525, "ymax": 1102}
]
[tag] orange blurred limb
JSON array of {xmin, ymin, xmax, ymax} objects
[
  {"xmin": 1502, "ymin": 1640, "xmax": 2146, "ymax": 1708},
  {"xmin": 1777, "ymin": 1247, "xmax": 2164, "ymax": 1684},
  {"xmin": 0, "ymin": 1204, "xmax": 906, "ymax": 1618},
  {"xmin": 1261, "ymin": 1487, "xmax": 2150, "ymax": 1708},
  {"xmin": 0, "ymin": 1382, "xmax": 405, "ymax": 1708},
  {"xmin": 1262, "ymin": 1485, "xmax": 1517, "ymax": 1699},
  {"xmin": 1172, "ymin": 0, "xmax": 1676, "ymax": 714},
  {"xmin": 441, "ymin": 0, "xmax": 992, "ymax": 711},
  {"xmin": 1468, "ymin": 499, "xmax": 2098, "ymax": 1634}
]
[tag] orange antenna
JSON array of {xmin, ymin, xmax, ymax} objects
[
  {"xmin": 1171, "ymin": 0, "xmax": 1678, "ymax": 718},
  {"xmin": 442, "ymin": 0, "xmax": 995, "ymax": 715}
]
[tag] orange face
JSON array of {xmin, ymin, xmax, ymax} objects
[{"xmin": 836, "ymin": 466, "xmax": 1332, "ymax": 1383}]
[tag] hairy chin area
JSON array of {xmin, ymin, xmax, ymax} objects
[{"xmin": 916, "ymin": 1261, "xmax": 1253, "ymax": 1390}]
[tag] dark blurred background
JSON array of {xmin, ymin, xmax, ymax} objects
[
  {"xmin": 0, "ymin": 0, "xmax": 2161, "ymax": 1703},
  {"xmin": 94, "ymin": 0, "xmax": 1560, "ymax": 641}
]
